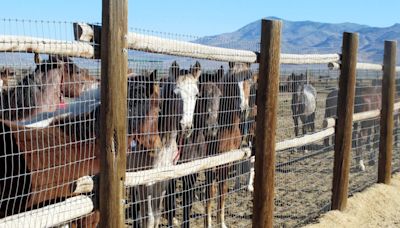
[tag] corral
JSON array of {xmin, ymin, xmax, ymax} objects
[{"xmin": 0, "ymin": 2, "xmax": 399, "ymax": 228}]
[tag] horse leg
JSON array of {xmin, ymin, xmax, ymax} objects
[
  {"xmin": 217, "ymin": 167, "xmax": 228, "ymax": 228},
  {"xmin": 153, "ymin": 182, "xmax": 167, "ymax": 228},
  {"xmin": 128, "ymin": 187, "xmax": 141, "ymax": 228},
  {"xmin": 182, "ymin": 174, "xmax": 198, "ymax": 228},
  {"xmin": 293, "ymin": 116, "xmax": 299, "ymax": 137},
  {"xmin": 165, "ymin": 179, "xmax": 177, "ymax": 227},
  {"xmin": 137, "ymin": 185, "xmax": 149, "ymax": 228},
  {"xmin": 355, "ymin": 123, "xmax": 366, "ymax": 171},
  {"xmin": 368, "ymin": 122, "xmax": 377, "ymax": 166},
  {"xmin": 205, "ymin": 170, "xmax": 215, "ymax": 228}
]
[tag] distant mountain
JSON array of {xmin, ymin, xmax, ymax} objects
[{"xmin": 195, "ymin": 17, "xmax": 400, "ymax": 64}]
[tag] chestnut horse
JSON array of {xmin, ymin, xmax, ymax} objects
[{"xmin": 205, "ymin": 62, "xmax": 253, "ymax": 228}]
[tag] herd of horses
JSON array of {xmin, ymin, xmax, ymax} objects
[{"xmin": 0, "ymin": 54, "xmax": 392, "ymax": 227}]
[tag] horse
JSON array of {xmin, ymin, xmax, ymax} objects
[
  {"xmin": 288, "ymin": 73, "xmax": 317, "ymax": 138},
  {"xmin": 164, "ymin": 66, "xmax": 223, "ymax": 228},
  {"xmin": 324, "ymin": 80, "xmax": 381, "ymax": 171},
  {"xmin": 130, "ymin": 61, "xmax": 202, "ymax": 228},
  {"xmin": 0, "ymin": 67, "xmax": 15, "ymax": 92},
  {"xmin": 0, "ymin": 55, "xmax": 94, "ymax": 121},
  {"xmin": 48, "ymin": 70, "xmax": 161, "ymax": 228},
  {"xmin": 204, "ymin": 62, "xmax": 253, "ymax": 228},
  {"xmin": 234, "ymin": 70, "xmax": 258, "ymax": 192}
]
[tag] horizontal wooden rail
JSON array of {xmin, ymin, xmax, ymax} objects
[
  {"xmin": 75, "ymin": 23, "xmax": 340, "ymax": 64},
  {"xmin": 329, "ymin": 63, "xmax": 400, "ymax": 71},
  {"xmin": 125, "ymin": 148, "xmax": 251, "ymax": 186},
  {"xmin": 275, "ymin": 127, "xmax": 335, "ymax": 151},
  {"xmin": 72, "ymin": 147, "xmax": 251, "ymax": 193},
  {"xmin": 0, "ymin": 35, "xmax": 94, "ymax": 58},
  {"xmin": 0, "ymin": 196, "xmax": 93, "ymax": 228}
]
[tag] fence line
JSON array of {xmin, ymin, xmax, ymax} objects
[{"xmin": 1, "ymin": 17, "xmax": 400, "ymax": 228}]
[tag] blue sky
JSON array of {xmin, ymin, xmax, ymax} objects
[{"xmin": 1, "ymin": 0, "xmax": 399, "ymax": 36}]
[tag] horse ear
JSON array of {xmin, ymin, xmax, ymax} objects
[
  {"xmin": 34, "ymin": 53, "xmax": 41, "ymax": 64},
  {"xmin": 216, "ymin": 65, "xmax": 224, "ymax": 82},
  {"xmin": 147, "ymin": 70, "xmax": 158, "ymax": 96},
  {"xmin": 191, "ymin": 61, "xmax": 201, "ymax": 80},
  {"xmin": 169, "ymin": 61, "xmax": 179, "ymax": 80},
  {"xmin": 229, "ymin": 62, "xmax": 235, "ymax": 69}
]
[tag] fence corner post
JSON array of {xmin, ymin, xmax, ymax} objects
[
  {"xmin": 99, "ymin": 0, "xmax": 128, "ymax": 227},
  {"xmin": 378, "ymin": 40, "xmax": 397, "ymax": 184},
  {"xmin": 331, "ymin": 32, "xmax": 358, "ymax": 211},
  {"xmin": 252, "ymin": 19, "xmax": 281, "ymax": 228}
]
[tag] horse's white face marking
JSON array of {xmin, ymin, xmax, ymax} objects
[
  {"xmin": 0, "ymin": 79, "xmax": 3, "ymax": 92},
  {"xmin": 238, "ymin": 81, "xmax": 249, "ymax": 111},
  {"xmin": 174, "ymin": 75, "xmax": 199, "ymax": 131}
]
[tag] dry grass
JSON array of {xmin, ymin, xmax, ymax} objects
[{"xmin": 305, "ymin": 173, "xmax": 400, "ymax": 228}]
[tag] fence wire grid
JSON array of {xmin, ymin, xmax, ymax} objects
[
  {"xmin": 0, "ymin": 19, "xmax": 100, "ymax": 227},
  {"xmin": 0, "ymin": 17, "xmax": 399, "ymax": 228}
]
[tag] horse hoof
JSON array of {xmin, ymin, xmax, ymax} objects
[
  {"xmin": 247, "ymin": 185, "xmax": 254, "ymax": 192},
  {"xmin": 221, "ymin": 222, "xmax": 228, "ymax": 228},
  {"xmin": 173, "ymin": 218, "xmax": 180, "ymax": 227},
  {"xmin": 368, "ymin": 159, "xmax": 376, "ymax": 166},
  {"xmin": 358, "ymin": 160, "xmax": 366, "ymax": 172}
]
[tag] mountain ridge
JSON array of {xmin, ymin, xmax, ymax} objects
[{"xmin": 196, "ymin": 17, "xmax": 400, "ymax": 64}]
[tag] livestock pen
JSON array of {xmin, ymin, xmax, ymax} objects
[{"xmin": 0, "ymin": 2, "xmax": 399, "ymax": 228}]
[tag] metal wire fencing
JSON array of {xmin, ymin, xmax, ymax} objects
[
  {"xmin": 348, "ymin": 70, "xmax": 382, "ymax": 195},
  {"xmin": 393, "ymin": 71, "xmax": 400, "ymax": 173},
  {"xmin": 123, "ymin": 29, "xmax": 258, "ymax": 228},
  {"xmin": 0, "ymin": 19, "xmax": 100, "ymax": 227},
  {"xmin": 274, "ymin": 65, "xmax": 339, "ymax": 227}
]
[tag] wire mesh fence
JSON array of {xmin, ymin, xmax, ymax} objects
[
  {"xmin": 348, "ymin": 70, "xmax": 382, "ymax": 195},
  {"xmin": 123, "ymin": 29, "xmax": 258, "ymax": 228},
  {"xmin": 0, "ymin": 19, "xmax": 100, "ymax": 227},
  {"xmin": 393, "ymin": 71, "xmax": 400, "ymax": 173},
  {"xmin": 274, "ymin": 66, "xmax": 339, "ymax": 227},
  {"xmin": 0, "ymin": 17, "xmax": 399, "ymax": 228}
]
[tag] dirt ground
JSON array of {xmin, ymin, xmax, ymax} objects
[{"xmin": 305, "ymin": 173, "xmax": 400, "ymax": 228}]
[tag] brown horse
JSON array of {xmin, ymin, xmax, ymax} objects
[
  {"xmin": 205, "ymin": 62, "xmax": 253, "ymax": 228},
  {"xmin": 48, "ymin": 70, "xmax": 161, "ymax": 228}
]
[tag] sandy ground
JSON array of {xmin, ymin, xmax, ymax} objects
[{"xmin": 305, "ymin": 173, "xmax": 400, "ymax": 228}]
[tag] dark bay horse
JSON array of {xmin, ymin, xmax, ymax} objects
[
  {"xmin": 164, "ymin": 66, "xmax": 223, "ymax": 228},
  {"xmin": 324, "ymin": 81, "xmax": 381, "ymax": 171}
]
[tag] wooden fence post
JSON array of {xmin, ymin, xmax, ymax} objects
[
  {"xmin": 99, "ymin": 0, "xmax": 128, "ymax": 227},
  {"xmin": 331, "ymin": 32, "xmax": 358, "ymax": 211},
  {"xmin": 252, "ymin": 19, "xmax": 281, "ymax": 228},
  {"xmin": 378, "ymin": 40, "xmax": 397, "ymax": 184}
]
